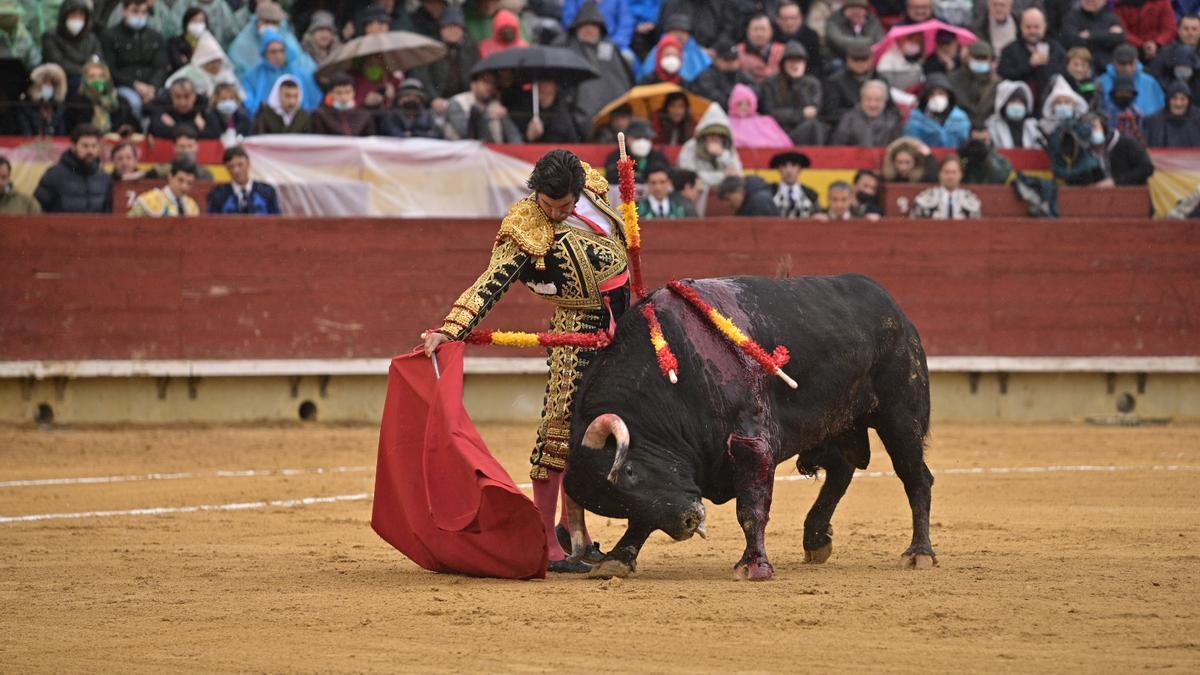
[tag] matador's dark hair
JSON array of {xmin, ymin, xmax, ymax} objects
[{"xmin": 527, "ymin": 149, "xmax": 585, "ymax": 199}]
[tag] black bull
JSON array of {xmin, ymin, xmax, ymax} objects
[{"xmin": 562, "ymin": 274, "xmax": 935, "ymax": 580}]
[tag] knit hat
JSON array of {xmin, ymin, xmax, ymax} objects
[
  {"xmin": 570, "ymin": 0, "xmax": 607, "ymax": 34},
  {"xmin": 255, "ymin": 1, "xmax": 285, "ymax": 23},
  {"xmin": 398, "ymin": 78, "xmax": 428, "ymax": 101},
  {"xmin": 308, "ymin": 10, "xmax": 336, "ymax": 33},
  {"xmin": 967, "ymin": 41, "xmax": 993, "ymax": 58}
]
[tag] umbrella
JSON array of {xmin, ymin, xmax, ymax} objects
[
  {"xmin": 871, "ymin": 19, "xmax": 978, "ymax": 65},
  {"xmin": 372, "ymin": 342, "xmax": 548, "ymax": 580},
  {"xmin": 591, "ymin": 82, "xmax": 712, "ymax": 131},
  {"xmin": 470, "ymin": 46, "xmax": 599, "ymax": 118},
  {"xmin": 316, "ymin": 30, "xmax": 447, "ymax": 80}
]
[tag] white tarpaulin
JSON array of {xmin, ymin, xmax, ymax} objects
[{"xmin": 241, "ymin": 135, "xmax": 535, "ymax": 217}]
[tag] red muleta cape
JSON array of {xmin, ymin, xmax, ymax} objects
[{"xmin": 371, "ymin": 342, "xmax": 548, "ymax": 579}]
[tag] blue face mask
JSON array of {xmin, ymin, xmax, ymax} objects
[
  {"xmin": 126, "ymin": 15, "xmax": 148, "ymax": 30},
  {"xmin": 968, "ymin": 60, "xmax": 991, "ymax": 75},
  {"xmin": 216, "ymin": 99, "xmax": 238, "ymax": 115},
  {"xmin": 1091, "ymin": 129, "xmax": 1105, "ymax": 145},
  {"xmin": 1054, "ymin": 103, "xmax": 1076, "ymax": 120},
  {"xmin": 332, "ymin": 100, "xmax": 354, "ymax": 111},
  {"xmin": 1004, "ymin": 103, "xmax": 1026, "ymax": 120}
]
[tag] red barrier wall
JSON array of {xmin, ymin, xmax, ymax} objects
[{"xmin": 1, "ymin": 216, "xmax": 1196, "ymax": 360}]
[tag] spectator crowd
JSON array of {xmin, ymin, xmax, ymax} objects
[{"xmin": 2, "ymin": 0, "xmax": 1198, "ymax": 219}]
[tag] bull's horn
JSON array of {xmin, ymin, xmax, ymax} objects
[{"xmin": 581, "ymin": 413, "xmax": 630, "ymax": 484}]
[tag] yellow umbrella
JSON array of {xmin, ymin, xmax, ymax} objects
[{"xmin": 591, "ymin": 83, "xmax": 712, "ymax": 131}]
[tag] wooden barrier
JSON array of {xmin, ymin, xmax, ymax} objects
[
  {"xmin": 0, "ymin": 216, "xmax": 1196, "ymax": 361},
  {"xmin": 880, "ymin": 184, "xmax": 1153, "ymax": 218}
]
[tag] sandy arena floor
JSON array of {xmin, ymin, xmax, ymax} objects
[{"xmin": 1, "ymin": 421, "xmax": 1198, "ymax": 673}]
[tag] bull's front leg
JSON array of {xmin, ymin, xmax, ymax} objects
[
  {"xmin": 589, "ymin": 521, "xmax": 653, "ymax": 579},
  {"xmin": 728, "ymin": 434, "xmax": 776, "ymax": 581}
]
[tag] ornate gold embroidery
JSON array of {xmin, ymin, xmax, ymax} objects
[
  {"xmin": 439, "ymin": 238, "xmax": 529, "ymax": 338},
  {"xmin": 496, "ymin": 197, "xmax": 554, "ymax": 260},
  {"xmin": 580, "ymin": 162, "xmax": 610, "ymax": 196}
]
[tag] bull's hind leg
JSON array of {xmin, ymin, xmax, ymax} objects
[
  {"xmin": 875, "ymin": 418, "xmax": 937, "ymax": 569},
  {"xmin": 728, "ymin": 434, "xmax": 776, "ymax": 581}
]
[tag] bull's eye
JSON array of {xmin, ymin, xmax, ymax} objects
[{"xmin": 624, "ymin": 463, "xmax": 634, "ymax": 479}]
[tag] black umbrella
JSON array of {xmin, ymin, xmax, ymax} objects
[{"xmin": 470, "ymin": 46, "xmax": 599, "ymax": 119}]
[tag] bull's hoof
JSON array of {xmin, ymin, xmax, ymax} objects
[
  {"xmin": 804, "ymin": 542, "xmax": 833, "ymax": 564},
  {"xmin": 899, "ymin": 553, "xmax": 937, "ymax": 570},
  {"xmin": 589, "ymin": 558, "xmax": 634, "ymax": 580},
  {"xmin": 733, "ymin": 560, "xmax": 774, "ymax": 581}
]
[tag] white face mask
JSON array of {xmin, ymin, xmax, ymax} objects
[
  {"xmin": 65, "ymin": 17, "xmax": 86, "ymax": 35},
  {"xmin": 187, "ymin": 21, "xmax": 206, "ymax": 38},
  {"xmin": 630, "ymin": 138, "xmax": 652, "ymax": 157},
  {"xmin": 40, "ymin": 84, "xmax": 55, "ymax": 101},
  {"xmin": 660, "ymin": 55, "xmax": 682, "ymax": 74},
  {"xmin": 927, "ymin": 94, "xmax": 949, "ymax": 113}
]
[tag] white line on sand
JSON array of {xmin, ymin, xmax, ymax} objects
[
  {"xmin": 0, "ymin": 466, "xmax": 375, "ymax": 489},
  {"xmin": 3, "ymin": 464, "xmax": 1198, "ymax": 525}
]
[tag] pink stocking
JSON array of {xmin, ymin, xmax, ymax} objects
[{"xmin": 533, "ymin": 470, "xmax": 567, "ymax": 560}]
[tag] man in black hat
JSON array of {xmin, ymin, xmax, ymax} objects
[
  {"xmin": 380, "ymin": 78, "xmax": 443, "ymax": 138},
  {"xmin": 661, "ymin": 0, "xmax": 723, "ymax": 48},
  {"xmin": 422, "ymin": 5, "xmax": 479, "ymax": 104},
  {"xmin": 560, "ymin": 0, "xmax": 635, "ymax": 135},
  {"xmin": 821, "ymin": 39, "xmax": 875, "ymax": 126},
  {"xmin": 689, "ymin": 37, "xmax": 755, "ymax": 108},
  {"xmin": 603, "ymin": 118, "xmax": 669, "ymax": 184},
  {"xmin": 768, "ymin": 151, "xmax": 820, "ymax": 218},
  {"xmin": 1099, "ymin": 43, "xmax": 1166, "ymax": 117},
  {"xmin": 948, "ymin": 40, "xmax": 1000, "ymax": 124}
]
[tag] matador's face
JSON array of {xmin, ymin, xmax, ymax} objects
[{"xmin": 535, "ymin": 192, "xmax": 578, "ymax": 224}]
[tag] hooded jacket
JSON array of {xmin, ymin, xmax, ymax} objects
[
  {"xmin": 902, "ymin": 74, "xmax": 972, "ymax": 148},
  {"xmin": 985, "ymin": 79, "xmax": 1043, "ymax": 149},
  {"xmin": 947, "ymin": 59, "xmax": 999, "ymax": 124},
  {"xmin": 561, "ymin": 0, "xmax": 633, "ymax": 51},
  {"xmin": 0, "ymin": 0, "xmax": 41, "ymax": 69},
  {"xmin": 18, "ymin": 63, "xmax": 68, "ymax": 136},
  {"xmin": 1098, "ymin": 61, "xmax": 1166, "ymax": 116},
  {"xmin": 726, "ymin": 83, "xmax": 792, "ymax": 148},
  {"xmin": 241, "ymin": 30, "xmax": 323, "ymax": 115},
  {"xmin": 882, "ymin": 136, "xmax": 939, "ymax": 182},
  {"xmin": 40, "ymin": 0, "xmax": 102, "ymax": 79},
  {"xmin": 637, "ymin": 33, "xmax": 713, "ymax": 83},
  {"xmin": 646, "ymin": 34, "xmax": 684, "ymax": 85},
  {"xmin": 228, "ymin": 14, "xmax": 317, "ymax": 78},
  {"xmin": 479, "ymin": 10, "xmax": 528, "ymax": 59},
  {"xmin": 252, "ymin": 74, "xmax": 314, "ymax": 134},
  {"xmin": 166, "ymin": 32, "xmax": 245, "ymax": 100},
  {"xmin": 1143, "ymin": 82, "xmax": 1200, "ymax": 147},
  {"xmin": 301, "ymin": 10, "xmax": 342, "ymax": 65},
  {"xmin": 560, "ymin": 2, "xmax": 635, "ymax": 133},
  {"xmin": 677, "ymin": 103, "xmax": 744, "ymax": 186}
]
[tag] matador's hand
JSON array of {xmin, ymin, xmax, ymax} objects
[{"xmin": 421, "ymin": 331, "xmax": 451, "ymax": 357}]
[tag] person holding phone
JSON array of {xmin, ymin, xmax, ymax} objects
[{"xmin": 998, "ymin": 7, "xmax": 1068, "ymax": 107}]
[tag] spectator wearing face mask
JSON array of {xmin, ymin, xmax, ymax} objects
[
  {"xmin": 147, "ymin": 126, "xmax": 215, "ymax": 180},
  {"xmin": 911, "ymin": 156, "xmax": 982, "ymax": 219},
  {"xmin": 34, "ymin": 123, "xmax": 112, "ymax": 213},
  {"xmin": 677, "ymin": 103, "xmax": 743, "ymax": 187},
  {"xmin": 851, "ymin": 169, "xmax": 884, "ymax": 219},
  {"xmin": 604, "ymin": 119, "xmax": 669, "ymax": 184},
  {"xmin": 949, "ymin": 41, "xmax": 999, "ymax": 125},
  {"xmin": 986, "ymin": 79, "xmax": 1041, "ymax": 148},
  {"xmin": 166, "ymin": 31, "xmax": 245, "ymax": 102},
  {"xmin": 253, "ymin": 75, "xmax": 313, "ymax": 134},
  {"xmin": 644, "ymin": 34, "xmax": 685, "ymax": 84},
  {"xmin": 0, "ymin": 0, "xmax": 41, "ymax": 70},
  {"xmin": 18, "ymin": 63, "xmax": 69, "ymax": 137},
  {"xmin": 64, "ymin": 61, "xmax": 139, "ymax": 136},
  {"xmin": 759, "ymin": 41, "xmax": 825, "ymax": 146},
  {"xmin": 227, "ymin": 2, "xmax": 317, "ymax": 79},
  {"xmin": 1148, "ymin": 14, "xmax": 1199, "ymax": 87},
  {"xmin": 478, "ymin": 9, "xmax": 528, "ymax": 59},
  {"xmin": 1143, "ymin": 82, "xmax": 1200, "ymax": 147},
  {"xmin": 958, "ymin": 123, "xmax": 1013, "ymax": 184},
  {"xmin": 166, "ymin": 7, "xmax": 209, "ymax": 73},
  {"xmin": 903, "ymin": 74, "xmax": 973, "ymax": 148},
  {"xmin": 877, "ymin": 33, "xmax": 928, "ymax": 92},
  {"xmin": 313, "ymin": 74, "xmax": 377, "ymax": 137},
  {"xmin": 1099, "ymin": 43, "xmax": 1165, "ymax": 115},
  {"xmin": 832, "ymin": 79, "xmax": 904, "ymax": 147},
  {"xmin": 1039, "ymin": 74, "xmax": 1091, "ymax": 137},
  {"xmin": 241, "ymin": 30, "xmax": 323, "ymax": 116},
  {"xmin": 210, "ymin": 82, "xmax": 252, "ymax": 142},
  {"xmin": 104, "ymin": 0, "xmax": 175, "ymax": 37},
  {"xmin": 41, "ymin": 0, "xmax": 102, "ymax": 85},
  {"xmin": 1114, "ymin": 0, "xmax": 1178, "ymax": 63},
  {"xmin": 379, "ymin": 78, "xmax": 444, "ymax": 139},
  {"xmin": 1103, "ymin": 73, "xmax": 1148, "ymax": 144},
  {"xmin": 1156, "ymin": 41, "xmax": 1200, "ymax": 102},
  {"xmin": 0, "ymin": 155, "xmax": 40, "ymax": 215},
  {"xmin": 635, "ymin": 14, "xmax": 712, "ymax": 84},
  {"xmin": 1061, "ymin": 0, "xmax": 1127, "ymax": 69},
  {"xmin": 637, "ymin": 162, "xmax": 698, "ymax": 219},
  {"xmin": 688, "ymin": 39, "xmax": 756, "ymax": 109},
  {"xmin": 102, "ymin": 0, "xmax": 170, "ymax": 118},
  {"xmin": 1072, "ymin": 113, "xmax": 1154, "ymax": 186},
  {"xmin": 170, "ymin": 0, "xmax": 241, "ymax": 48}
]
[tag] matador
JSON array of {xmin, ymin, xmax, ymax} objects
[{"xmin": 423, "ymin": 150, "xmax": 630, "ymax": 573}]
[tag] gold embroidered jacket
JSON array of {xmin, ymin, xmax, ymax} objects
[{"xmin": 439, "ymin": 166, "xmax": 629, "ymax": 339}]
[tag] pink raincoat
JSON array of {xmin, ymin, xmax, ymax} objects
[
  {"xmin": 726, "ymin": 83, "xmax": 792, "ymax": 148},
  {"xmin": 870, "ymin": 19, "xmax": 978, "ymax": 64}
]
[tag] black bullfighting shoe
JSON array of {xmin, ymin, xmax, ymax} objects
[
  {"xmin": 555, "ymin": 524, "xmax": 604, "ymax": 563},
  {"xmin": 547, "ymin": 558, "xmax": 592, "ymax": 573}
]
